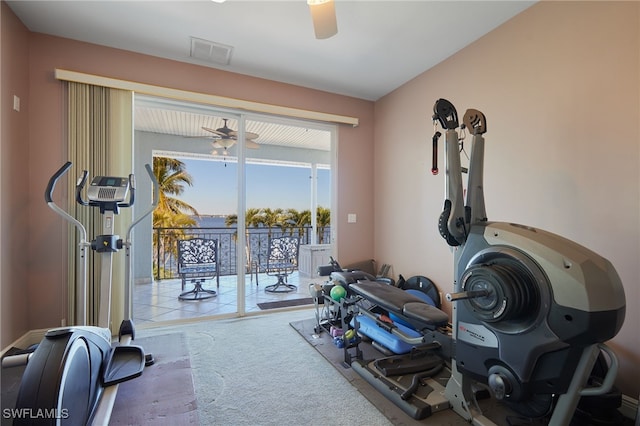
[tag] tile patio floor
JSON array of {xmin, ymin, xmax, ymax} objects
[{"xmin": 132, "ymin": 271, "xmax": 319, "ymax": 325}]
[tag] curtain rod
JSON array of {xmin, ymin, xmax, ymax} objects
[{"xmin": 55, "ymin": 69, "xmax": 359, "ymax": 127}]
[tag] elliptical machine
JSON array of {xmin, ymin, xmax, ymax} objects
[{"xmin": 5, "ymin": 161, "xmax": 158, "ymax": 425}]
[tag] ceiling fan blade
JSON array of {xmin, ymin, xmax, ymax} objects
[
  {"xmin": 229, "ymin": 130, "xmax": 259, "ymax": 140},
  {"xmin": 308, "ymin": 0, "xmax": 338, "ymax": 40},
  {"xmin": 246, "ymin": 140, "xmax": 260, "ymax": 149},
  {"xmin": 202, "ymin": 126, "xmax": 227, "ymax": 137}
]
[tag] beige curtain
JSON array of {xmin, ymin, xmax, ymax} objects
[{"xmin": 67, "ymin": 82, "xmax": 132, "ymax": 331}]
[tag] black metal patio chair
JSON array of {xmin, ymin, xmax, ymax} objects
[
  {"xmin": 177, "ymin": 237, "xmax": 219, "ymax": 300},
  {"xmin": 257, "ymin": 236, "xmax": 300, "ymax": 293}
]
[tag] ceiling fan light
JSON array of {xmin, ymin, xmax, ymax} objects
[
  {"xmin": 308, "ymin": 0, "xmax": 337, "ymax": 40},
  {"xmin": 216, "ymin": 138, "xmax": 235, "ymax": 149}
]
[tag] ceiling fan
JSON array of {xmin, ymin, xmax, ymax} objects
[
  {"xmin": 307, "ymin": 0, "xmax": 338, "ymax": 39},
  {"xmin": 199, "ymin": 118, "xmax": 260, "ymax": 155}
]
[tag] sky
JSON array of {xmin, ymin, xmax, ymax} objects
[{"xmin": 178, "ymin": 157, "xmax": 330, "ymax": 216}]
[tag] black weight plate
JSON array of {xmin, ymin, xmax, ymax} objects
[{"xmin": 403, "ymin": 275, "xmax": 441, "ymax": 308}]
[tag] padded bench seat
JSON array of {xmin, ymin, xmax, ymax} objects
[
  {"xmin": 403, "ymin": 302, "xmax": 448, "ymax": 326},
  {"xmin": 350, "ymin": 281, "xmax": 448, "ymax": 328}
]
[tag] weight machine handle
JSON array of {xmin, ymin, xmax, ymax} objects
[{"xmin": 431, "ymin": 131, "xmax": 441, "ymax": 175}]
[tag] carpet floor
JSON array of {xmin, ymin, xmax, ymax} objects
[{"xmin": 135, "ymin": 308, "xmax": 392, "ymax": 425}]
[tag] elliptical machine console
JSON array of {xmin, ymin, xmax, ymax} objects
[
  {"xmin": 88, "ymin": 176, "xmax": 129, "ymax": 198},
  {"xmin": 7, "ymin": 162, "xmax": 158, "ymax": 425}
]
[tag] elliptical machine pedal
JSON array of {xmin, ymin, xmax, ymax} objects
[{"xmin": 118, "ymin": 319, "xmax": 154, "ymax": 366}]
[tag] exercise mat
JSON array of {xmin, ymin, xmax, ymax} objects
[
  {"xmin": 110, "ymin": 332, "xmax": 198, "ymax": 425},
  {"xmin": 257, "ymin": 297, "xmax": 313, "ymax": 310},
  {"xmin": 290, "ymin": 317, "xmax": 548, "ymax": 426}
]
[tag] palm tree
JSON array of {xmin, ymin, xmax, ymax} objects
[
  {"xmin": 152, "ymin": 157, "xmax": 199, "ymax": 278},
  {"xmin": 225, "ymin": 208, "xmax": 265, "ymax": 229},
  {"xmin": 225, "ymin": 208, "xmax": 263, "ymax": 272},
  {"xmin": 153, "ymin": 157, "xmax": 199, "ymax": 221},
  {"xmin": 316, "ymin": 206, "xmax": 331, "ymax": 244},
  {"xmin": 284, "ymin": 208, "xmax": 311, "ymax": 240},
  {"xmin": 259, "ymin": 208, "xmax": 285, "ymax": 239}
]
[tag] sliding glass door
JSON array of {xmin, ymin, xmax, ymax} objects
[
  {"xmin": 244, "ymin": 116, "xmax": 333, "ymax": 311},
  {"xmin": 132, "ymin": 95, "xmax": 334, "ymax": 323}
]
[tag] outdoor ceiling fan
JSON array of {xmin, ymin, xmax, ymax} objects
[
  {"xmin": 200, "ymin": 118, "xmax": 260, "ymax": 155},
  {"xmin": 307, "ymin": 0, "xmax": 338, "ymax": 39}
]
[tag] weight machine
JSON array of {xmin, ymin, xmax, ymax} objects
[{"xmin": 345, "ymin": 99, "xmax": 626, "ymax": 425}]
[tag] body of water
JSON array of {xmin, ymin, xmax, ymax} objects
[
  {"xmin": 193, "ymin": 215, "xmax": 278, "ymax": 234},
  {"xmin": 194, "ymin": 215, "xmax": 232, "ymax": 229}
]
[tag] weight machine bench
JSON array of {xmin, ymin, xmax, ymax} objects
[
  {"xmin": 347, "ymin": 280, "xmax": 455, "ymax": 420},
  {"xmin": 311, "ymin": 271, "xmax": 456, "ymax": 420}
]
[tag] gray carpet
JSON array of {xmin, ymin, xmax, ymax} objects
[
  {"xmin": 110, "ymin": 332, "xmax": 198, "ymax": 425},
  {"xmin": 135, "ymin": 308, "xmax": 392, "ymax": 425}
]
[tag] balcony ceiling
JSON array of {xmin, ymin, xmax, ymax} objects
[
  {"xmin": 8, "ymin": 0, "xmax": 534, "ymax": 149},
  {"xmin": 135, "ymin": 95, "xmax": 335, "ymax": 152}
]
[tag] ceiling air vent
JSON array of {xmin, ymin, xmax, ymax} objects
[{"xmin": 190, "ymin": 37, "xmax": 233, "ymax": 65}]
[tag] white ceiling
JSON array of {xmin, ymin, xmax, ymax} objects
[
  {"xmin": 7, "ymin": 0, "xmax": 535, "ymax": 101},
  {"xmin": 8, "ymin": 0, "xmax": 535, "ymax": 151}
]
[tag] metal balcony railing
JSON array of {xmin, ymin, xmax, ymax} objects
[{"xmin": 153, "ymin": 225, "xmax": 330, "ymax": 280}]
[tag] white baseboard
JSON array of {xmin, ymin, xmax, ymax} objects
[{"xmin": 1, "ymin": 329, "xmax": 47, "ymax": 357}]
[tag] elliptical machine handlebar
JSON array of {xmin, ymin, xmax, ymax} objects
[
  {"xmin": 45, "ymin": 161, "xmax": 157, "ymax": 229},
  {"xmin": 121, "ymin": 174, "xmax": 135, "ymax": 208},
  {"xmin": 45, "ymin": 161, "xmax": 89, "ymax": 249},
  {"xmin": 45, "ymin": 161, "xmax": 73, "ymax": 203},
  {"xmin": 75, "ymin": 170, "xmax": 89, "ymax": 206}
]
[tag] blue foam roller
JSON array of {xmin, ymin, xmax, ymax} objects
[{"xmin": 351, "ymin": 314, "xmax": 422, "ymax": 354}]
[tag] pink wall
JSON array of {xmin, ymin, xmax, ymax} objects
[
  {"xmin": 5, "ymin": 0, "xmax": 639, "ymax": 404},
  {"xmin": 374, "ymin": 1, "xmax": 639, "ymax": 397},
  {"xmin": 1, "ymin": 13, "xmax": 375, "ymax": 345},
  {"xmin": 1, "ymin": 2, "xmax": 30, "ymax": 347}
]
